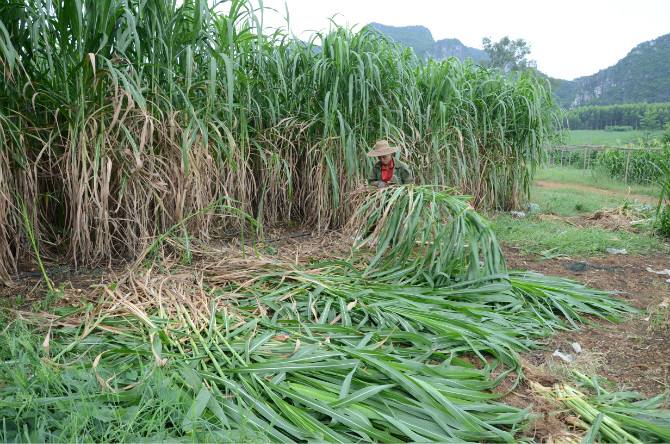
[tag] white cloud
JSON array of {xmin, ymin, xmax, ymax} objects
[{"xmin": 253, "ymin": 0, "xmax": 670, "ymax": 80}]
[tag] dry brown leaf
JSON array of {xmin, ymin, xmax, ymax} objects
[{"xmin": 42, "ymin": 327, "xmax": 51, "ymax": 355}]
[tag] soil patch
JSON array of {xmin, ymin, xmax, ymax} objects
[
  {"xmin": 505, "ymin": 246, "xmax": 670, "ymax": 397},
  {"xmin": 497, "ymin": 362, "xmax": 584, "ymax": 443}
]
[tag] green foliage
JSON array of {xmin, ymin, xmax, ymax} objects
[
  {"xmin": 662, "ymin": 125, "xmax": 670, "ymax": 144},
  {"xmin": 548, "ymin": 149, "xmax": 598, "ymax": 169},
  {"xmin": 604, "ymin": 125, "xmax": 634, "ymax": 132},
  {"xmin": 567, "ymin": 103, "xmax": 670, "ymax": 130},
  {"xmin": 0, "ymin": 0, "xmax": 558, "ymax": 279},
  {"xmin": 482, "ymin": 36, "xmax": 532, "ymax": 72},
  {"xmin": 566, "ymin": 129, "xmax": 665, "ymax": 146},
  {"xmin": 641, "ymin": 107, "xmax": 664, "ymax": 130},
  {"xmin": 656, "ymin": 157, "xmax": 670, "ymax": 237},
  {"xmin": 597, "ymin": 148, "xmax": 670, "ymax": 184},
  {"xmin": 657, "ymin": 204, "xmax": 670, "ymax": 237}
]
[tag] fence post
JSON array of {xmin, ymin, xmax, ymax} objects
[{"xmin": 624, "ymin": 150, "xmax": 631, "ymax": 183}]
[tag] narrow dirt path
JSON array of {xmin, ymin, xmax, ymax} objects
[{"xmin": 535, "ymin": 180, "xmax": 657, "ymax": 204}]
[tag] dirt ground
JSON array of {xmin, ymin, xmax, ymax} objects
[
  {"xmin": 502, "ymin": 246, "xmax": 670, "ymax": 440},
  {"xmin": 497, "ymin": 245, "xmax": 670, "ymax": 441},
  {"xmin": 505, "ymin": 246, "xmax": 669, "ymax": 395}
]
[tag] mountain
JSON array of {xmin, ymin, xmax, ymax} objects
[
  {"xmin": 368, "ymin": 23, "xmax": 435, "ymax": 56},
  {"xmin": 369, "ymin": 23, "xmax": 488, "ymax": 63},
  {"xmin": 370, "ymin": 23, "xmax": 670, "ymax": 108},
  {"xmin": 553, "ymin": 33, "xmax": 670, "ymax": 107},
  {"xmin": 429, "ymin": 38, "xmax": 488, "ymax": 63}
]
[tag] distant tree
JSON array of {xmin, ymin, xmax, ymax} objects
[
  {"xmin": 662, "ymin": 124, "xmax": 670, "ymax": 145},
  {"xmin": 482, "ymin": 36, "xmax": 532, "ymax": 73},
  {"xmin": 567, "ymin": 103, "xmax": 670, "ymax": 130},
  {"xmin": 640, "ymin": 107, "xmax": 661, "ymax": 130}
]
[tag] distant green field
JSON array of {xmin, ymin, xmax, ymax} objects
[
  {"xmin": 566, "ymin": 129, "xmax": 663, "ymax": 146},
  {"xmin": 491, "ymin": 166, "xmax": 667, "ymax": 256}
]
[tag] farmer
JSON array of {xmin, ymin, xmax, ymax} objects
[{"xmin": 366, "ymin": 140, "xmax": 413, "ymax": 188}]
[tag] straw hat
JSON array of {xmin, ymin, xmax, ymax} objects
[{"xmin": 366, "ymin": 140, "xmax": 399, "ymax": 157}]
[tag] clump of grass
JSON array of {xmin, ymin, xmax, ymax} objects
[
  {"xmin": 658, "ymin": 204, "xmax": 670, "ymax": 237},
  {"xmin": 653, "ymin": 152, "xmax": 670, "ymax": 237},
  {"xmin": 492, "ymin": 214, "xmax": 667, "ymax": 256},
  {"xmin": 350, "ymin": 185, "xmax": 504, "ymax": 285},
  {"xmin": 545, "ymin": 350, "xmax": 607, "ymax": 381},
  {"xmin": 0, "ymin": 0, "xmax": 558, "ymax": 281}
]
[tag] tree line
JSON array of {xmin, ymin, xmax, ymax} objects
[{"xmin": 567, "ymin": 103, "xmax": 670, "ymax": 130}]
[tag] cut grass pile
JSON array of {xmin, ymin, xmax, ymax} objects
[
  {"xmin": 0, "ymin": 186, "xmax": 640, "ymax": 442},
  {"xmin": 534, "ymin": 371, "xmax": 670, "ymax": 443}
]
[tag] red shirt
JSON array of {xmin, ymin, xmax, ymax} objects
[{"xmin": 380, "ymin": 159, "xmax": 394, "ymax": 183}]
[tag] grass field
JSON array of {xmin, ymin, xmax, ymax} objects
[
  {"xmin": 534, "ymin": 167, "xmax": 660, "ymax": 198},
  {"xmin": 491, "ymin": 166, "xmax": 667, "ymax": 256},
  {"xmin": 493, "ymin": 215, "xmax": 662, "ymax": 256},
  {"xmin": 566, "ymin": 129, "xmax": 664, "ymax": 146}
]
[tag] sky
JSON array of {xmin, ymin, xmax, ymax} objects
[{"xmin": 253, "ymin": 0, "xmax": 670, "ymax": 80}]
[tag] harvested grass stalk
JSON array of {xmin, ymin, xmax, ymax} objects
[
  {"xmin": 0, "ymin": 186, "xmax": 637, "ymax": 442},
  {"xmin": 1, "ymin": 262, "xmax": 633, "ymax": 442},
  {"xmin": 349, "ymin": 185, "xmax": 504, "ymax": 285},
  {"xmin": 533, "ymin": 371, "xmax": 670, "ymax": 443},
  {"xmin": 1, "ymin": 260, "xmax": 633, "ymax": 441}
]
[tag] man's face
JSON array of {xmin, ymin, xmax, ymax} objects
[{"xmin": 380, "ymin": 154, "xmax": 393, "ymax": 165}]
